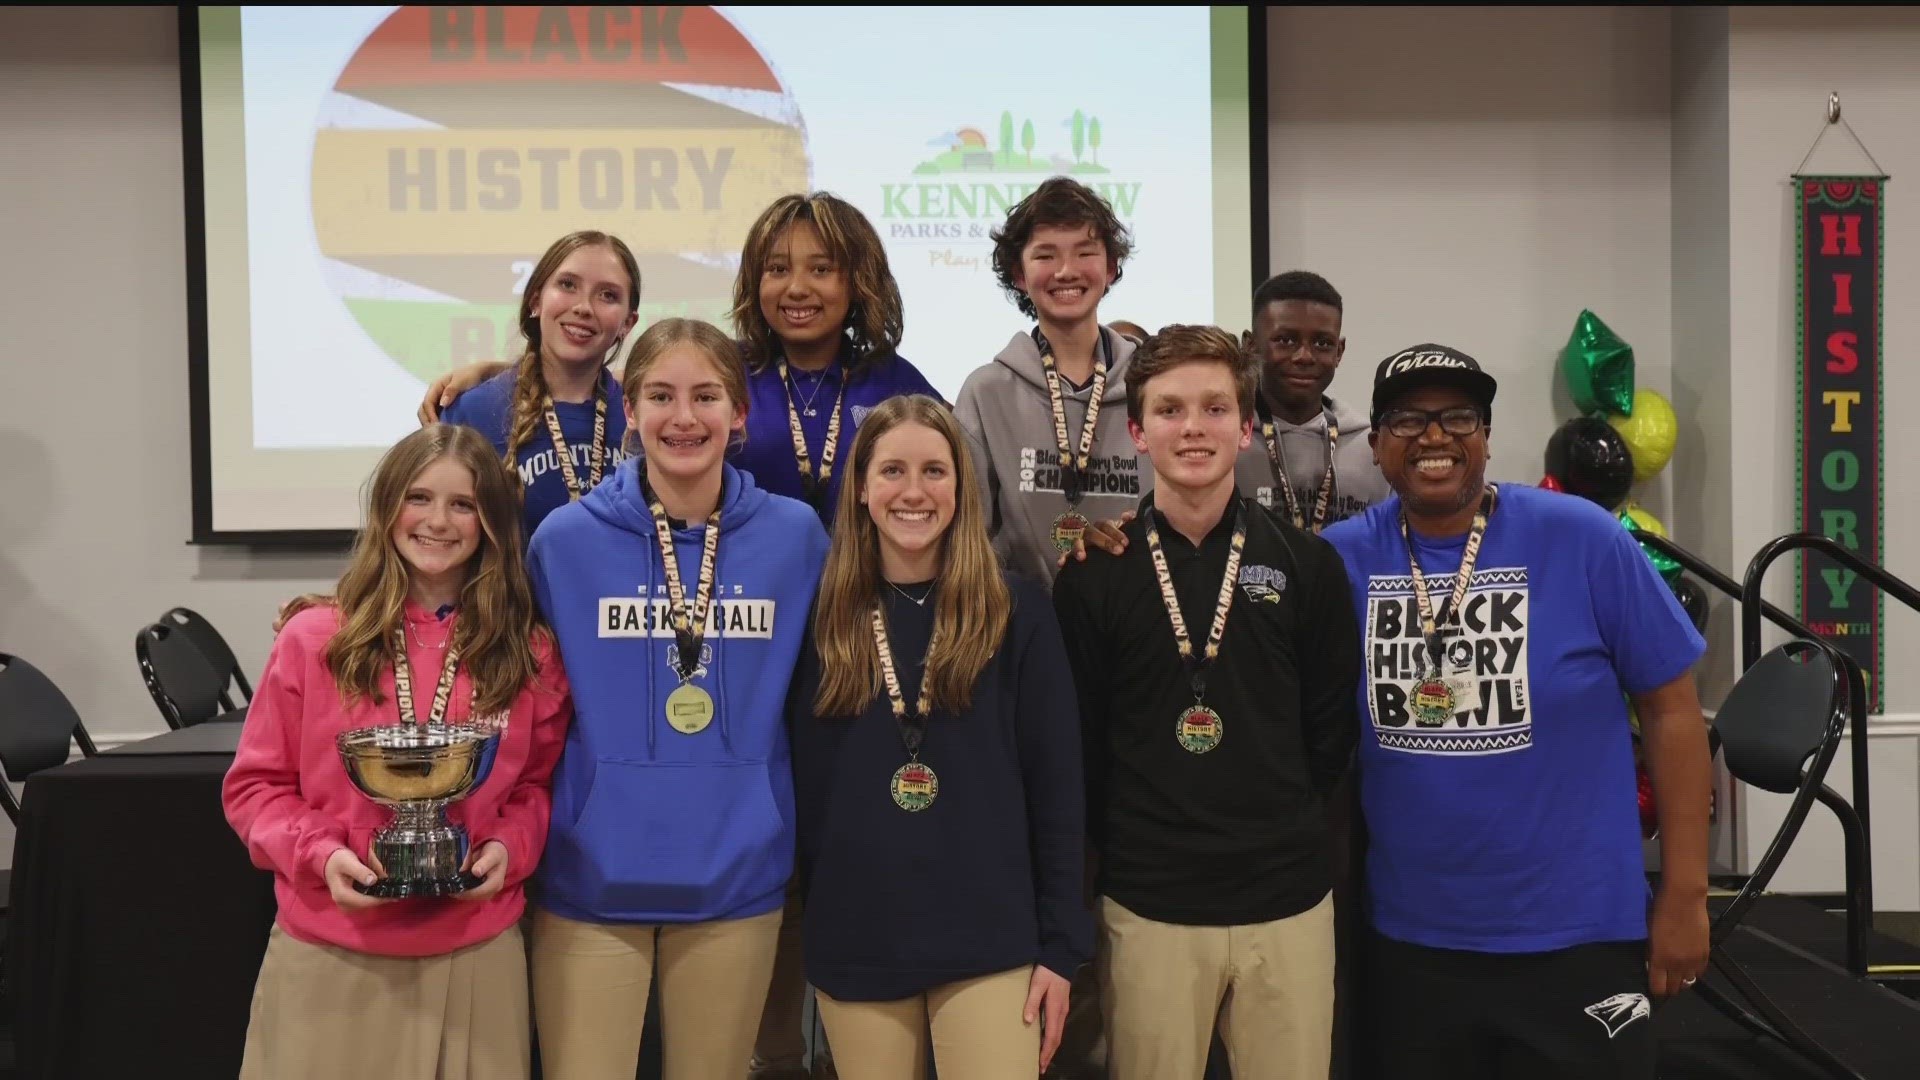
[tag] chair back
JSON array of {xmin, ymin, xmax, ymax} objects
[
  {"xmin": 0, "ymin": 653, "xmax": 99, "ymax": 822},
  {"xmin": 159, "ymin": 607, "xmax": 251, "ymax": 708},
  {"xmin": 136, "ymin": 623, "xmax": 228, "ymax": 729},
  {"xmin": 1713, "ymin": 639, "xmax": 1849, "ymax": 795}
]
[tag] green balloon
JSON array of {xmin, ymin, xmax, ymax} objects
[
  {"xmin": 1561, "ymin": 309, "xmax": 1636, "ymax": 417},
  {"xmin": 1618, "ymin": 509, "xmax": 1683, "ymax": 584}
]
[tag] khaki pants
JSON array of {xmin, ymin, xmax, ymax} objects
[
  {"xmin": 1101, "ymin": 893, "xmax": 1335, "ymax": 1080},
  {"xmin": 751, "ymin": 886, "xmax": 813, "ymax": 1069},
  {"xmin": 240, "ymin": 922, "xmax": 530, "ymax": 1080},
  {"xmin": 529, "ymin": 906, "xmax": 781, "ymax": 1080},
  {"xmin": 816, "ymin": 966, "xmax": 1040, "ymax": 1080}
]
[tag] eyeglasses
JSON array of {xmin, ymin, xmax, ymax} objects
[{"xmin": 1378, "ymin": 407, "xmax": 1485, "ymax": 439}]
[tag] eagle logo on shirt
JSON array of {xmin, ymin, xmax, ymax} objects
[
  {"xmin": 1583, "ymin": 993, "xmax": 1650, "ymax": 1039},
  {"xmin": 1239, "ymin": 564, "xmax": 1287, "ymax": 604}
]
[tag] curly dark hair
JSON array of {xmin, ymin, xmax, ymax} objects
[
  {"xmin": 989, "ymin": 176, "xmax": 1133, "ymax": 320},
  {"xmin": 730, "ymin": 192, "xmax": 905, "ymax": 375}
]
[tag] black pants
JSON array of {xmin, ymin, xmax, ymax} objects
[{"xmin": 1360, "ymin": 932, "xmax": 1656, "ymax": 1080}]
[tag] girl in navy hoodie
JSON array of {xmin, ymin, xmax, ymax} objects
[
  {"xmin": 787, "ymin": 394, "xmax": 1092, "ymax": 1080},
  {"xmin": 524, "ymin": 318, "xmax": 829, "ymax": 1080}
]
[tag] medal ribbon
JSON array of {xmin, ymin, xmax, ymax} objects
[
  {"xmin": 1399, "ymin": 485, "xmax": 1498, "ymax": 678},
  {"xmin": 1142, "ymin": 501, "xmax": 1248, "ymax": 702},
  {"xmin": 778, "ymin": 360, "xmax": 847, "ymax": 502},
  {"xmin": 871, "ymin": 605, "xmax": 938, "ymax": 760},
  {"xmin": 390, "ymin": 625, "xmax": 462, "ymax": 727},
  {"xmin": 1262, "ymin": 398, "xmax": 1339, "ymax": 533},
  {"xmin": 644, "ymin": 467, "xmax": 723, "ymax": 682},
  {"xmin": 1037, "ymin": 330, "xmax": 1109, "ymax": 504},
  {"xmin": 541, "ymin": 379, "xmax": 609, "ymax": 501}
]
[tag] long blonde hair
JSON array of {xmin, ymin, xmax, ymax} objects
[
  {"xmin": 729, "ymin": 192, "xmax": 905, "ymax": 375},
  {"xmin": 812, "ymin": 396, "xmax": 1009, "ymax": 716},
  {"xmin": 503, "ymin": 231, "xmax": 642, "ymax": 470},
  {"xmin": 326, "ymin": 424, "xmax": 548, "ymax": 714},
  {"xmin": 617, "ymin": 318, "xmax": 751, "ymax": 458}
]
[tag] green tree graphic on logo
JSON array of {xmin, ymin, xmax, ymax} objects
[{"xmin": 908, "ymin": 111, "xmax": 1111, "ymax": 175}]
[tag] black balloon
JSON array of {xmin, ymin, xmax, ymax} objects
[
  {"xmin": 1544, "ymin": 416, "xmax": 1635, "ymax": 510},
  {"xmin": 1671, "ymin": 575, "xmax": 1710, "ymax": 633}
]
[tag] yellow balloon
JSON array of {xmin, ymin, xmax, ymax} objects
[
  {"xmin": 1609, "ymin": 389, "xmax": 1678, "ymax": 481},
  {"xmin": 1621, "ymin": 502, "xmax": 1665, "ymax": 537}
]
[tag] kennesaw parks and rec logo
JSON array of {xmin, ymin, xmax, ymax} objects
[
  {"xmin": 881, "ymin": 109, "xmax": 1141, "ymax": 244},
  {"xmin": 310, "ymin": 6, "xmax": 812, "ymax": 384}
]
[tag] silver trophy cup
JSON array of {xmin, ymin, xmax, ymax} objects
[{"xmin": 336, "ymin": 723, "xmax": 495, "ymax": 898}]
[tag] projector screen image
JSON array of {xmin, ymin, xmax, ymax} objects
[{"xmin": 188, "ymin": 5, "xmax": 1257, "ymax": 537}]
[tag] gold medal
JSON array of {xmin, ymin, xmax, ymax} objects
[
  {"xmin": 872, "ymin": 606, "xmax": 942, "ymax": 811},
  {"xmin": 1400, "ymin": 486, "xmax": 1496, "ymax": 732},
  {"xmin": 1411, "ymin": 678, "xmax": 1456, "ymax": 728},
  {"xmin": 665, "ymin": 682, "xmax": 715, "ymax": 734},
  {"xmin": 1143, "ymin": 500, "xmax": 1247, "ymax": 750},
  {"xmin": 1176, "ymin": 704, "xmax": 1224, "ymax": 754},
  {"xmin": 645, "ymin": 465, "xmax": 723, "ymax": 734},
  {"xmin": 890, "ymin": 760, "xmax": 940, "ymax": 811},
  {"xmin": 1050, "ymin": 509, "xmax": 1090, "ymax": 554}
]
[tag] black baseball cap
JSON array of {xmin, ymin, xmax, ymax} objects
[{"xmin": 1370, "ymin": 344, "xmax": 1499, "ymax": 428}]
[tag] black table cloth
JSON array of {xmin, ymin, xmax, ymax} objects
[{"xmin": 5, "ymin": 748, "xmax": 274, "ymax": 1079}]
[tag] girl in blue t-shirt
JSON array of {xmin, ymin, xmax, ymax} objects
[
  {"xmin": 437, "ymin": 230, "xmax": 641, "ymax": 538},
  {"xmin": 728, "ymin": 192, "xmax": 944, "ymax": 526}
]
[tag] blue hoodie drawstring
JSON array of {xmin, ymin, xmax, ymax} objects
[
  {"xmin": 645, "ymin": 527, "xmax": 659, "ymax": 759},
  {"xmin": 715, "ymin": 530, "xmax": 734, "ymax": 750}
]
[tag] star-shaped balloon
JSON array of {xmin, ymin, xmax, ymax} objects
[{"xmin": 1561, "ymin": 310, "xmax": 1636, "ymax": 417}]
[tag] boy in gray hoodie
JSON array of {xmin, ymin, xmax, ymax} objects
[
  {"xmin": 955, "ymin": 176, "xmax": 1152, "ymax": 591},
  {"xmin": 1236, "ymin": 270, "xmax": 1389, "ymax": 533}
]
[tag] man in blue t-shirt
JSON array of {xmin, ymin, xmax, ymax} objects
[{"xmin": 1321, "ymin": 345, "xmax": 1712, "ymax": 1079}]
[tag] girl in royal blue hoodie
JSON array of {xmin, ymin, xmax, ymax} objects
[{"xmin": 524, "ymin": 317, "xmax": 829, "ymax": 1080}]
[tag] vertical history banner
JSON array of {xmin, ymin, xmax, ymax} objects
[{"xmin": 1797, "ymin": 177, "xmax": 1885, "ymax": 712}]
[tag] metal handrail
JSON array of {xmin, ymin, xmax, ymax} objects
[{"xmin": 1635, "ymin": 533, "xmax": 1821, "ymax": 646}]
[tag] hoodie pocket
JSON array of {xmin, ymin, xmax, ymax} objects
[{"xmin": 566, "ymin": 758, "xmax": 792, "ymax": 919}]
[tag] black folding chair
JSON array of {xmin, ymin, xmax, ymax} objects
[
  {"xmin": 135, "ymin": 622, "xmax": 228, "ymax": 730},
  {"xmin": 1698, "ymin": 637, "xmax": 1867, "ymax": 1080},
  {"xmin": 158, "ymin": 607, "xmax": 251, "ymax": 711},
  {"xmin": 0, "ymin": 652, "xmax": 101, "ymax": 1011},
  {"xmin": 0, "ymin": 652, "xmax": 99, "ymax": 824}
]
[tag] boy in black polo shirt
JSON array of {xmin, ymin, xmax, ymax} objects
[{"xmin": 1053, "ymin": 325, "xmax": 1360, "ymax": 1080}]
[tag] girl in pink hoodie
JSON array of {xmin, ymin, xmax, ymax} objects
[{"xmin": 223, "ymin": 423, "xmax": 571, "ymax": 1080}]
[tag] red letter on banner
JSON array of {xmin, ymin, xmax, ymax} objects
[
  {"xmin": 1832, "ymin": 272, "xmax": 1854, "ymax": 316},
  {"xmin": 1826, "ymin": 331, "xmax": 1859, "ymax": 375},
  {"xmin": 1820, "ymin": 214, "xmax": 1862, "ymax": 256}
]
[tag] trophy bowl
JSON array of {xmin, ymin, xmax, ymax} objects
[{"xmin": 337, "ymin": 723, "xmax": 495, "ymax": 898}]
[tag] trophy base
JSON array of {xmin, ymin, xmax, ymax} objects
[{"xmin": 354, "ymin": 870, "xmax": 485, "ymax": 899}]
